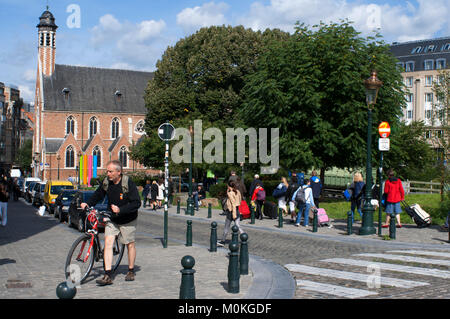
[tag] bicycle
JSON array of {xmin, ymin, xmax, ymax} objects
[{"xmin": 65, "ymin": 207, "xmax": 125, "ymax": 285}]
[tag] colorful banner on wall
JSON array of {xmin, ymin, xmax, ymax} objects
[{"xmin": 79, "ymin": 155, "xmax": 98, "ymax": 186}]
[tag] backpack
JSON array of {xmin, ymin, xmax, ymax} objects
[
  {"xmin": 295, "ymin": 186, "xmax": 306, "ymax": 204},
  {"xmin": 256, "ymin": 188, "xmax": 266, "ymax": 201},
  {"xmin": 272, "ymin": 184, "xmax": 286, "ymax": 199},
  {"xmin": 102, "ymin": 175, "xmax": 129, "ymax": 195}
]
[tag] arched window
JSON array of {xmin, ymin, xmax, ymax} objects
[
  {"xmin": 66, "ymin": 115, "xmax": 75, "ymax": 135},
  {"xmin": 89, "ymin": 117, "xmax": 98, "ymax": 138},
  {"xmin": 92, "ymin": 146, "xmax": 101, "ymax": 168},
  {"xmin": 111, "ymin": 117, "xmax": 120, "ymax": 139},
  {"xmin": 65, "ymin": 146, "xmax": 75, "ymax": 168},
  {"xmin": 119, "ymin": 146, "xmax": 128, "ymax": 168}
]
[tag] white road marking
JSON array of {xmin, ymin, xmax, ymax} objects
[
  {"xmin": 323, "ymin": 258, "xmax": 450, "ymax": 279},
  {"xmin": 296, "ymin": 280, "xmax": 378, "ymax": 298},
  {"xmin": 355, "ymin": 253, "xmax": 450, "ymax": 267},
  {"xmin": 285, "ymin": 264, "xmax": 428, "ymax": 288},
  {"xmin": 387, "ymin": 250, "xmax": 450, "ymax": 258}
]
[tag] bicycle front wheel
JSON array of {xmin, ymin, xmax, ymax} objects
[
  {"xmin": 65, "ymin": 234, "xmax": 96, "ymax": 285},
  {"xmin": 107, "ymin": 237, "xmax": 125, "ymax": 273}
]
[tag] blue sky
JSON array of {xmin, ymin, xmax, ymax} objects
[{"xmin": 0, "ymin": 0, "xmax": 449, "ymax": 103}]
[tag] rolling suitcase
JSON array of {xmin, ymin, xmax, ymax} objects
[
  {"xmin": 401, "ymin": 201, "xmax": 431, "ymax": 228},
  {"xmin": 263, "ymin": 201, "xmax": 278, "ymax": 219}
]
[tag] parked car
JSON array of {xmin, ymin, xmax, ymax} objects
[
  {"xmin": 25, "ymin": 181, "xmax": 38, "ymax": 203},
  {"xmin": 54, "ymin": 189, "xmax": 78, "ymax": 223},
  {"xmin": 44, "ymin": 180, "xmax": 75, "ymax": 214},
  {"xmin": 171, "ymin": 176, "xmax": 189, "ymax": 192},
  {"xmin": 32, "ymin": 181, "xmax": 47, "ymax": 206},
  {"xmin": 67, "ymin": 190, "xmax": 108, "ymax": 232},
  {"xmin": 22, "ymin": 177, "xmax": 41, "ymax": 198}
]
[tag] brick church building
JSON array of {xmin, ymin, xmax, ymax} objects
[{"xmin": 33, "ymin": 9, "xmax": 157, "ymax": 182}]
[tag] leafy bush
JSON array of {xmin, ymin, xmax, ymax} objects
[{"xmin": 209, "ymin": 183, "xmax": 227, "ymax": 199}]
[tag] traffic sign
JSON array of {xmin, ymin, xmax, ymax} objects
[
  {"xmin": 378, "ymin": 122, "xmax": 390, "ymax": 138},
  {"xmin": 379, "ymin": 137, "xmax": 390, "ymax": 151},
  {"xmin": 158, "ymin": 123, "xmax": 175, "ymax": 141}
]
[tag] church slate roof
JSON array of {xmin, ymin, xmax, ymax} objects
[
  {"xmin": 42, "ymin": 64, "xmax": 154, "ymax": 114},
  {"xmin": 44, "ymin": 138, "xmax": 65, "ymax": 153}
]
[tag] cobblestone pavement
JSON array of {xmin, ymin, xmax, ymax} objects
[{"xmin": 1, "ymin": 199, "xmax": 449, "ymax": 299}]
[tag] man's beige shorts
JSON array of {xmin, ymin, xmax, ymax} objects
[{"xmin": 105, "ymin": 218, "xmax": 137, "ymax": 245}]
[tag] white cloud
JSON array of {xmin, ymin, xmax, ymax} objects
[
  {"xmin": 89, "ymin": 14, "xmax": 167, "ymax": 70},
  {"xmin": 18, "ymin": 85, "xmax": 34, "ymax": 103},
  {"xmin": 238, "ymin": 0, "xmax": 449, "ymax": 42},
  {"xmin": 177, "ymin": 2, "xmax": 229, "ymax": 34},
  {"xmin": 23, "ymin": 69, "xmax": 36, "ymax": 82}
]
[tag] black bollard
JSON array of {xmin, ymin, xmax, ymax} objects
[
  {"xmin": 179, "ymin": 255, "xmax": 196, "ymax": 299},
  {"xmin": 278, "ymin": 208, "xmax": 283, "ymax": 228},
  {"xmin": 239, "ymin": 233, "xmax": 249, "ymax": 275},
  {"xmin": 389, "ymin": 213, "xmax": 396, "ymax": 240},
  {"xmin": 231, "ymin": 225, "xmax": 239, "ymax": 246},
  {"xmin": 347, "ymin": 211, "xmax": 353, "ymax": 235},
  {"xmin": 177, "ymin": 199, "xmax": 180, "ymax": 214},
  {"xmin": 312, "ymin": 209, "xmax": 318, "ymax": 232},
  {"xmin": 56, "ymin": 281, "xmax": 76, "ymax": 299},
  {"xmin": 210, "ymin": 221, "xmax": 217, "ymax": 252},
  {"xmin": 250, "ymin": 203, "xmax": 255, "ymax": 224},
  {"xmin": 227, "ymin": 242, "xmax": 240, "ymax": 293},
  {"xmin": 186, "ymin": 220, "xmax": 192, "ymax": 246},
  {"xmin": 208, "ymin": 203, "xmax": 212, "ymax": 218}
]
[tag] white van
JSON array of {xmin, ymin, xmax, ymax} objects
[
  {"xmin": 22, "ymin": 177, "xmax": 41, "ymax": 197},
  {"xmin": 10, "ymin": 168, "xmax": 21, "ymax": 178}
]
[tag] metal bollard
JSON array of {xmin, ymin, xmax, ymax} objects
[
  {"xmin": 389, "ymin": 213, "xmax": 396, "ymax": 240},
  {"xmin": 177, "ymin": 199, "xmax": 180, "ymax": 214},
  {"xmin": 231, "ymin": 225, "xmax": 239, "ymax": 246},
  {"xmin": 56, "ymin": 282, "xmax": 76, "ymax": 299},
  {"xmin": 208, "ymin": 203, "xmax": 212, "ymax": 218},
  {"xmin": 312, "ymin": 209, "xmax": 318, "ymax": 232},
  {"xmin": 250, "ymin": 203, "xmax": 255, "ymax": 224},
  {"xmin": 179, "ymin": 255, "xmax": 196, "ymax": 299},
  {"xmin": 210, "ymin": 221, "xmax": 217, "ymax": 252},
  {"xmin": 278, "ymin": 208, "xmax": 283, "ymax": 228},
  {"xmin": 239, "ymin": 233, "xmax": 249, "ymax": 275},
  {"xmin": 347, "ymin": 211, "xmax": 353, "ymax": 235},
  {"xmin": 186, "ymin": 220, "xmax": 192, "ymax": 246},
  {"xmin": 227, "ymin": 242, "xmax": 240, "ymax": 293}
]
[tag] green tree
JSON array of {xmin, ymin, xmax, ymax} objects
[
  {"xmin": 239, "ymin": 21, "xmax": 405, "ymax": 182},
  {"xmin": 134, "ymin": 25, "xmax": 289, "ymax": 170},
  {"xmin": 15, "ymin": 139, "xmax": 32, "ymax": 174}
]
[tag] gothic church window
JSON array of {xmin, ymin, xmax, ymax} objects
[
  {"xmin": 66, "ymin": 116, "xmax": 75, "ymax": 135},
  {"xmin": 119, "ymin": 146, "xmax": 128, "ymax": 168},
  {"xmin": 111, "ymin": 117, "xmax": 120, "ymax": 139},
  {"xmin": 93, "ymin": 146, "xmax": 101, "ymax": 168},
  {"xmin": 89, "ymin": 117, "xmax": 98, "ymax": 138},
  {"xmin": 65, "ymin": 146, "xmax": 75, "ymax": 168}
]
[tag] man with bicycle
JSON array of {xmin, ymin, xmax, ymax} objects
[{"xmin": 81, "ymin": 160, "xmax": 141, "ymax": 286}]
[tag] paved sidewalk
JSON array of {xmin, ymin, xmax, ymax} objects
[{"xmin": 0, "ymin": 200, "xmax": 294, "ymax": 299}]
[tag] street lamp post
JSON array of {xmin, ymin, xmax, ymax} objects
[
  {"xmin": 187, "ymin": 125, "xmax": 194, "ymax": 216},
  {"xmin": 360, "ymin": 70, "xmax": 383, "ymax": 236},
  {"xmin": 57, "ymin": 154, "xmax": 61, "ymax": 180}
]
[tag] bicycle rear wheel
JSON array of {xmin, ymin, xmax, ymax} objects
[{"xmin": 65, "ymin": 234, "xmax": 96, "ymax": 284}]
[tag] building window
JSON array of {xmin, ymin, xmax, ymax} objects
[
  {"xmin": 405, "ymin": 61, "xmax": 415, "ymax": 72},
  {"xmin": 411, "ymin": 46, "xmax": 422, "ymax": 54},
  {"xmin": 436, "ymin": 130, "xmax": 443, "ymax": 138},
  {"xmin": 407, "ymin": 110, "xmax": 412, "ymax": 119},
  {"xmin": 425, "ymin": 75, "xmax": 433, "ymax": 86},
  {"xmin": 135, "ymin": 120, "xmax": 145, "ymax": 134},
  {"xmin": 66, "ymin": 116, "xmax": 75, "ymax": 135},
  {"xmin": 425, "ymin": 93, "xmax": 433, "ymax": 103},
  {"xmin": 436, "ymin": 59, "xmax": 446, "ymax": 69},
  {"xmin": 396, "ymin": 62, "xmax": 405, "ymax": 72},
  {"xmin": 111, "ymin": 117, "xmax": 120, "ymax": 139},
  {"xmin": 405, "ymin": 93, "xmax": 413, "ymax": 103},
  {"xmin": 65, "ymin": 146, "xmax": 75, "ymax": 168},
  {"xmin": 423, "ymin": 45, "xmax": 436, "ymax": 53},
  {"xmin": 425, "ymin": 130, "xmax": 431, "ymax": 139},
  {"xmin": 93, "ymin": 146, "xmax": 101, "ymax": 168},
  {"xmin": 425, "ymin": 109, "xmax": 432, "ymax": 119},
  {"xmin": 424, "ymin": 60, "xmax": 434, "ymax": 70},
  {"xmin": 119, "ymin": 146, "xmax": 128, "ymax": 168},
  {"xmin": 442, "ymin": 43, "xmax": 450, "ymax": 51},
  {"xmin": 89, "ymin": 117, "xmax": 98, "ymax": 138},
  {"xmin": 405, "ymin": 77, "xmax": 413, "ymax": 87}
]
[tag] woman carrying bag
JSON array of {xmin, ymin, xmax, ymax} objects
[{"xmin": 218, "ymin": 181, "xmax": 245, "ymax": 246}]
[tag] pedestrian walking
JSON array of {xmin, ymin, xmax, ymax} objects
[
  {"xmin": 157, "ymin": 178, "xmax": 165, "ymax": 209},
  {"xmin": 218, "ymin": 181, "xmax": 244, "ymax": 246},
  {"xmin": 251, "ymin": 182, "xmax": 265, "ymax": 220},
  {"xmin": 142, "ymin": 179, "xmax": 151, "ymax": 208},
  {"xmin": 149, "ymin": 180, "xmax": 159, "ymax": 210},
  {"xmin": 80, "ymin": 160, "xmax": 141, "ymax": 285},
  {"xmin": 285, "ymin": 176, "xmax": 299, "ymax": 223},
  {"xmin": 273, "ymin": 177, "xmax": 288, "ymax": 216},
  {"xmin": 249, "ymin": 174, "xmax": 263, "ymax": 199},
  {"xmin": 349, "ymin": 172, "xmax": 366, "ymax": 223},
  {"xmin": 294, "ymin": 179, "xmax": 316, "ymax": 227},
  {"xmin": 0, "ymin": 180, "xmax": 9, "ymax": 227},
  {"xmin": 310, "ymin": 170, "xmax": 322, "ymax": 208},
  {"xmin": 382, "ymin": 169, "xmax": 405, "ymax": 228}
]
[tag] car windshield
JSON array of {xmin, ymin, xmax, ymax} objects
[
  {"xmin": 51, "ymin": 185, "xmax": 74, "ymax": 194},
  {"xmin": 61, "ymin": 192, "xmax": 76, "ymax": 201},
  {"xmin": 83, "ymin": 192, "xmax": 108, "ymax": 205}
]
